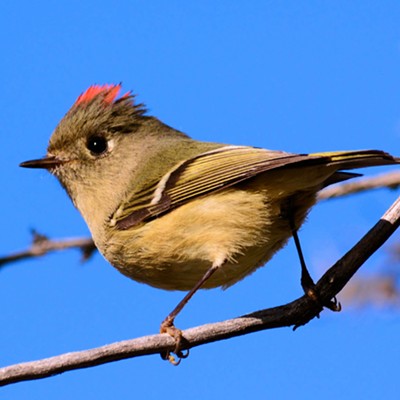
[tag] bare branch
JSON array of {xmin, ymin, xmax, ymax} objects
[
  {"xmin": 318, "ymin": 171, "xmax": 400, "ymax": 201},
  {"xmin": 1, "ymin": 195, "xmax": 399, "ymax": 387},
  {"xmin": 0, "ymin": 232, "xmax": 96, "ymax": 269}
]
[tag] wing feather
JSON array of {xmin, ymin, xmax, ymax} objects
[
  {"xmin": 111, "ymin": 147, "xmax": 397, "ymax": 230},
  {"xmin": 111, "ymin": 146, "xmax": 312, "ymax": 229}
]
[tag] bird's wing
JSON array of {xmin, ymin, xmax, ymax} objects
[
  {"xmin": 110, "ymin": 146, "xmax": 394, "ymax": 230},
  {"xmin": 111, "ymin": 146, "xmax": 318, "ymax": 229}
]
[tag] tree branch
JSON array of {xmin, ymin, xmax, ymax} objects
[
  {"xmin": 1, "ymin": 195, "xmax": 399, "ymax": 387},
  {"xmin": 318, "ymin": 171, "xmax": 400, "ymax": 200},
  {"xmin": 0, "ymin": 231, "xmax": 96, "ymax": 269}
]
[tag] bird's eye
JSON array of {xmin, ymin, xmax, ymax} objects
[{"xmin": 87, "ymin": 136, "xmax": 108, "ymax": 156}]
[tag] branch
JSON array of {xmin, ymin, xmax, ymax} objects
[
  {"xmin": 318, "ymin": 171, "xmax": 400, "ymax": 200},
  {"xmin": 1, "ymin": 195, "xmax": 399, "ymax": 386},
  {"xmin": 0, "ymin": 231, "xmax": 96, "ymax": 269}
]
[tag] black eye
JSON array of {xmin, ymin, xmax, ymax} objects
[{"xmin": 87, "ymin": 136, "xmax": 108, "ymax": 155}]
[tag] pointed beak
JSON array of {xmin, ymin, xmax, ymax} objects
[{"xmin": 19, "ymin": 156, "xmax": 65, "ymax": 170}]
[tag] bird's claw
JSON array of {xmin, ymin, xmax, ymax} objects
[
  {"xmin": 304, "ymin": 285, "xmax": 341, "ymax": 313},
  {"xmin": 160, "ymin": 319, "xmax": 189, "ymax": 365},
  {"xmin": 324, "ymin": 295, "xmax": 342, "ymax": 312},
  {"xmin": 293, "ymin": 287, "xmax": 342, "ymax": 331}
]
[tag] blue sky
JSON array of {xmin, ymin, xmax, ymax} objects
[{"xmin": 1, "ymin": 1, "xmax": 400, "ymax": 399}]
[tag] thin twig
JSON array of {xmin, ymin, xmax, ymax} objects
[
  {"xmin": 1, "ymin": 195, "xmax": 399, "ymax": 386},
  {"xmin": 318, "ymin": 171, "xmax": 400, "ymax": 200},
  {"xmin": 0, "ymin": 233, "xmax": 96, "ymax": 268}
]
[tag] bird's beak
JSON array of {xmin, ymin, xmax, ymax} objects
[{"xmin": 19, "ymin": 155, "xmax": 65, "ymax": 170}]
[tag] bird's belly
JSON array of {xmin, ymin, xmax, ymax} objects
[{"xmin": 102, "ymin": 186, "xmax": 316, "ymax": 291}]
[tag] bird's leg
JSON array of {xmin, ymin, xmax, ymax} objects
[
  {"xmin": 288, "ymin": 208, "xmax": 341, "ymax": 313},
  {"xmin": 160, "ymin": 260, "xmax": 223, "ymax": 365},
  {"xmin": 290, "ymin": 224, "xmax": 317, "ymax": 299}
]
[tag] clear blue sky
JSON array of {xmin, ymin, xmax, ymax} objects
[{"xmin": 1, "ymin": 1, "xmax": 400, "ymax": 398}]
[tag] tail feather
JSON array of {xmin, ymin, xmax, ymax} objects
[
  {"xmin": 322, "ymin": 171, "xmax": 362, "ymax": 188},
  {"xmin": 309, "ymin": 150, "xmax": 400, "ymax": 170}
]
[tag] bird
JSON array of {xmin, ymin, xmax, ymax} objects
[{"xmin": 20, "ymin": 84, "xmax": 400, "ymax": 363}]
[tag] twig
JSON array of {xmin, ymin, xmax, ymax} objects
[
  {"xmin": 1, "ymin": 195, "xmax": 399, "ymax": 386},
  {"xmin": 318, "ymin": 171, "xmax": 400, "ymax": 200},
  {"xmin": 0, "ymin": 232, "xmax": 96, "ymax": 268}
]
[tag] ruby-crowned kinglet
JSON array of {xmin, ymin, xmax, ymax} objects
[{"xmin": 21, "ymin": 84, "xmax": 399, "ymax": 361}]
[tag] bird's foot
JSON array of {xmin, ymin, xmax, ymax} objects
[
  {"xmin": 160, "ymin": 317, "xmax": 189, "ymax": 365},
  {"xmin": 293, "ymin": 283, "xmax": 342, "ymax": 330},
  {"xmin": 303, "ymin": 284, "xmax": 342, "ymax": 312}
]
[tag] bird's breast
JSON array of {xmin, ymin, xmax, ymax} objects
[{"xmin": 100, "ymin": 184, "xmax": 317, "ymax": 291}]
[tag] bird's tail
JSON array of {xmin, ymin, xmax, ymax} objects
[{"xmin": 309, "ymin": 150, "xmax": 400, "ymax": 170}]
